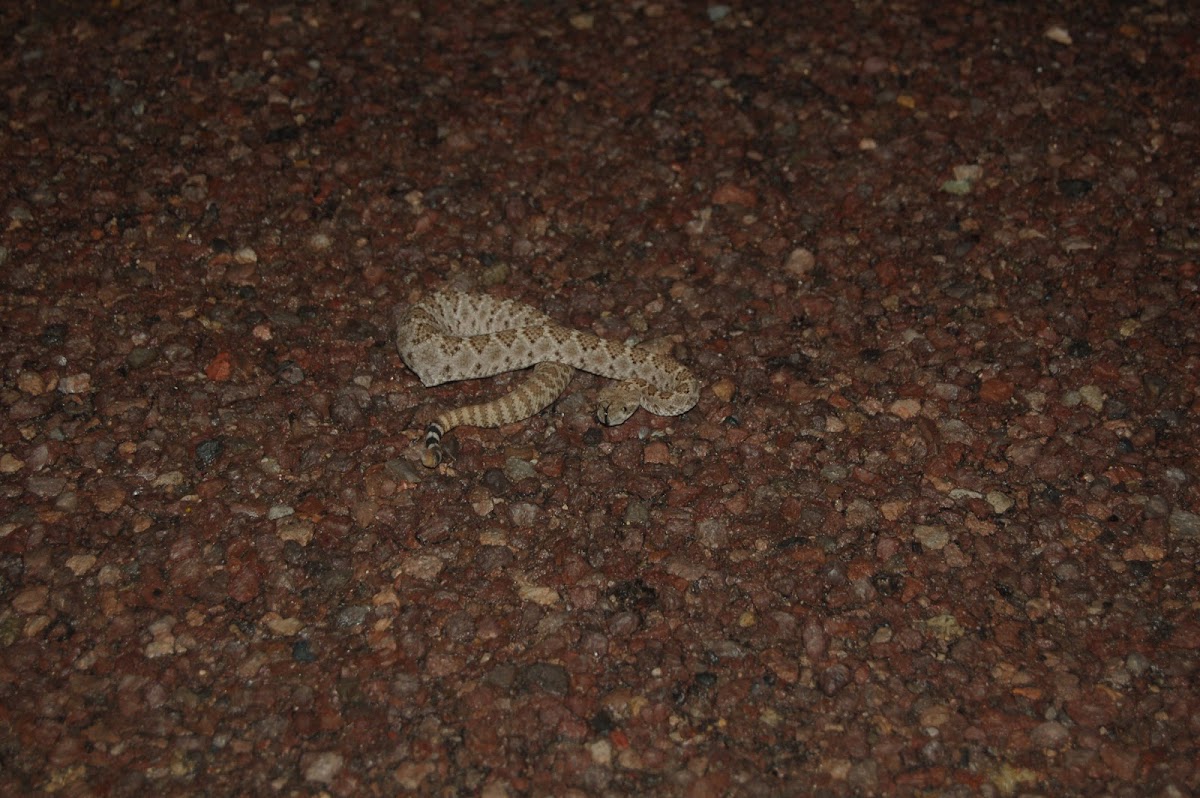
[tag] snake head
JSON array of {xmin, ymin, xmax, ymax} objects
[{"xmin": 596, "ymin": 388, "xmax": 639, "ymax": 426}]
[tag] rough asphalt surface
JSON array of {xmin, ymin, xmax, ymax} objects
[{"xmin": 1, "ymin": 2, "xmax": 1197, "ymax": 796}]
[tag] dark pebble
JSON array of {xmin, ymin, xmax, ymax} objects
[
  {"xmin": 481, "ymin": 468, "xmax": 512, "ymax": 494},
  {"xmin": 1057, "ymin": 178, "xmax": 1093, "ymax": 198},
  {"xmin": 589, "ymin": 709, "xmax": 616, "ymax": 734},
  {"xmin": 125, "ymin": 346, "xmax": 160, "ymax": 369},
  {"xmin": 292, "ymin": 640, "xmax": 317, "ymax": 663},
  {"xmin": 335, "ymin": 606, "xmax": 369, "ymax": 629},
  {"xmin": 517, "ymin": 663, "xmax": 570, "ymax": 696},
  {"xmin": 277, "ymin": 361, "xmax": 305, "ymax": 384},
  {"xmin": 474, "ymin": 545, "xmax": 515, "ymax": 572},
  {"xmin": 483, "ymin": 664, "xmax": 518, "ymax": 692},
  {"xmin": 195, "ymin": 438, "xmax": 224, "ymax": 468},
  {"xmin": 41, "ymin": 323, "xmax": 68, "ymax": 346}
]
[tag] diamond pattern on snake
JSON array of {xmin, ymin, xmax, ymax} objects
[{"xmin": 396, "ymin": 290, "xmax": 700, "ymax": 467}]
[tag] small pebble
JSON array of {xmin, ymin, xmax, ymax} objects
[
  {"xmin": 784, "ymin": 247, "xmax": 816, "ymax": 280},
  {"xmin": 1079, "ymin": 385, "xmax": 1105, "ymax": 411},
  {"xmin": 1030, "ymin": 720, "xmax": 1071, "ymax": 749},
  {"xmin": 195, "ymin": 439, "xmax": 223, "ymax": 468},
  {"xmin": 27, "ymin": 476, "xmax": 66, "ymax": 498},
  {"xmin": 93, "ymin": 481, "xmax": 127, "ymax": 514},
  {"xmin": 819, "ymin": 664, "xmax": 851, "ymax": 696},
  {"xmin": 66, "ymin": 554, "xmax": 97, "ymax": 575},
  {"xmin": 276, "ymin": 361, "xmax": 305, "ymax": 385},
  {"xmin": 643, "ymin": 441, "xmax": 671, "ymax": 464},
  {"xmin": 17, "ymin": 372, "xmax": 45, "ymax": 395},
  {"xmin": 503, "ymin": 456, "xmax": 537, "ymax": 482},
  {"xmin": 1167, "ymin": 510, "xmax": 1200, "ymax": 540},
  {"xmin": 335, "ymin": 606, "xmax": 370, "ymax": 629},
  {"xmin": 263, "ymin": 614, "xmax": 305, "ymax": 635},
  {"xmin": 517, "ymin": 662, "xmax": 570, "ymax": 696},
  {"xmin": 41, "ymin": 323, "xmax": 68, "ymax": 346},
  {"xmin": 57, "ymin": 373, "xmax": 92, "ymax": 394},
  {"xmin": 302, "ymin": 752, "xmax": 343, "ymax": 784},
  {"xmin": 587, "ymin": 740, "xmax": 613, "ymax": 765},
  {"xmin": 978, "ymin": 378, "xmax": 1013, "ymax": 403},
  {"xmin": 517, "ymin": 583, "xmax": 560, "ymax": 606},
  {"xmin": 401, "ymin": 555, "xmax": 444, "ymax": 580},
  {"xmin": 986, "ymin": 492, "xmax": 1014, "ymax": 514},
  {"xmin": 1045, "ymin": 26, "xmax": 1072, "ymax": 45},
  {"xmin": 914, "ymin": 525, "xmax": 950, "ymax": 551},
  {"xmin": 508, "ymin": 502, "xmax": 539, "ymax": 527},
  {"xmin": 568, "ymin": 13, "xmax": 594, "ymax": 30},
  {"xmin": 126, "ymin": 346, "xmax": 160, "ymax": 369},
  {"xmin": 277, "ymin": 518, "xmax": 314, "ymax": 546},
  {"xmin": 268, "ymin": 504, "xmax": 294, "ymax": 520},
  {"xmin": 710, "ymin": 377, "xmax": 737, "ymax": 402},
  {"xmin": 12, "ymin": 586, "xmax": 49, "ymax": 614},
  {"xmin": 888, "ymin": 399, "xmax": 921, "ymax": 419},
  {"xmin": 707, "ymin": 5, "xmax": 731, "ymax": 22},
  {"xmin": 292, "ymin": 640, "xmax": 317, "ymax": 663},
  {"xmin": 712, "ymin": 183, "xmax": 757, "ymax": 207},
  {"xmin": 953, "ymin": 164, "xmax": 983, "ymax": 182}
]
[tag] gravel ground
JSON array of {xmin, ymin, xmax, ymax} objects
[{"xmin": 2, "ymin": 2, "xmax": 1198, "ymax": 796}]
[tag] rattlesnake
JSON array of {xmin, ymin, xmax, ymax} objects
[{"xmin": 396, "ymin": 290, "xmax": 700, "ymax": 467}]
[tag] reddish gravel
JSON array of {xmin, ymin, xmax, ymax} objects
[{"xmin": 2, "ymin": 2, "xmax": 1198, "ymax": 796}]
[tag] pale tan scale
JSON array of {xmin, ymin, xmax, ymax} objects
[{"xmin": 396, "ymin": 290, "xmax": 700, "ymax": 466}]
